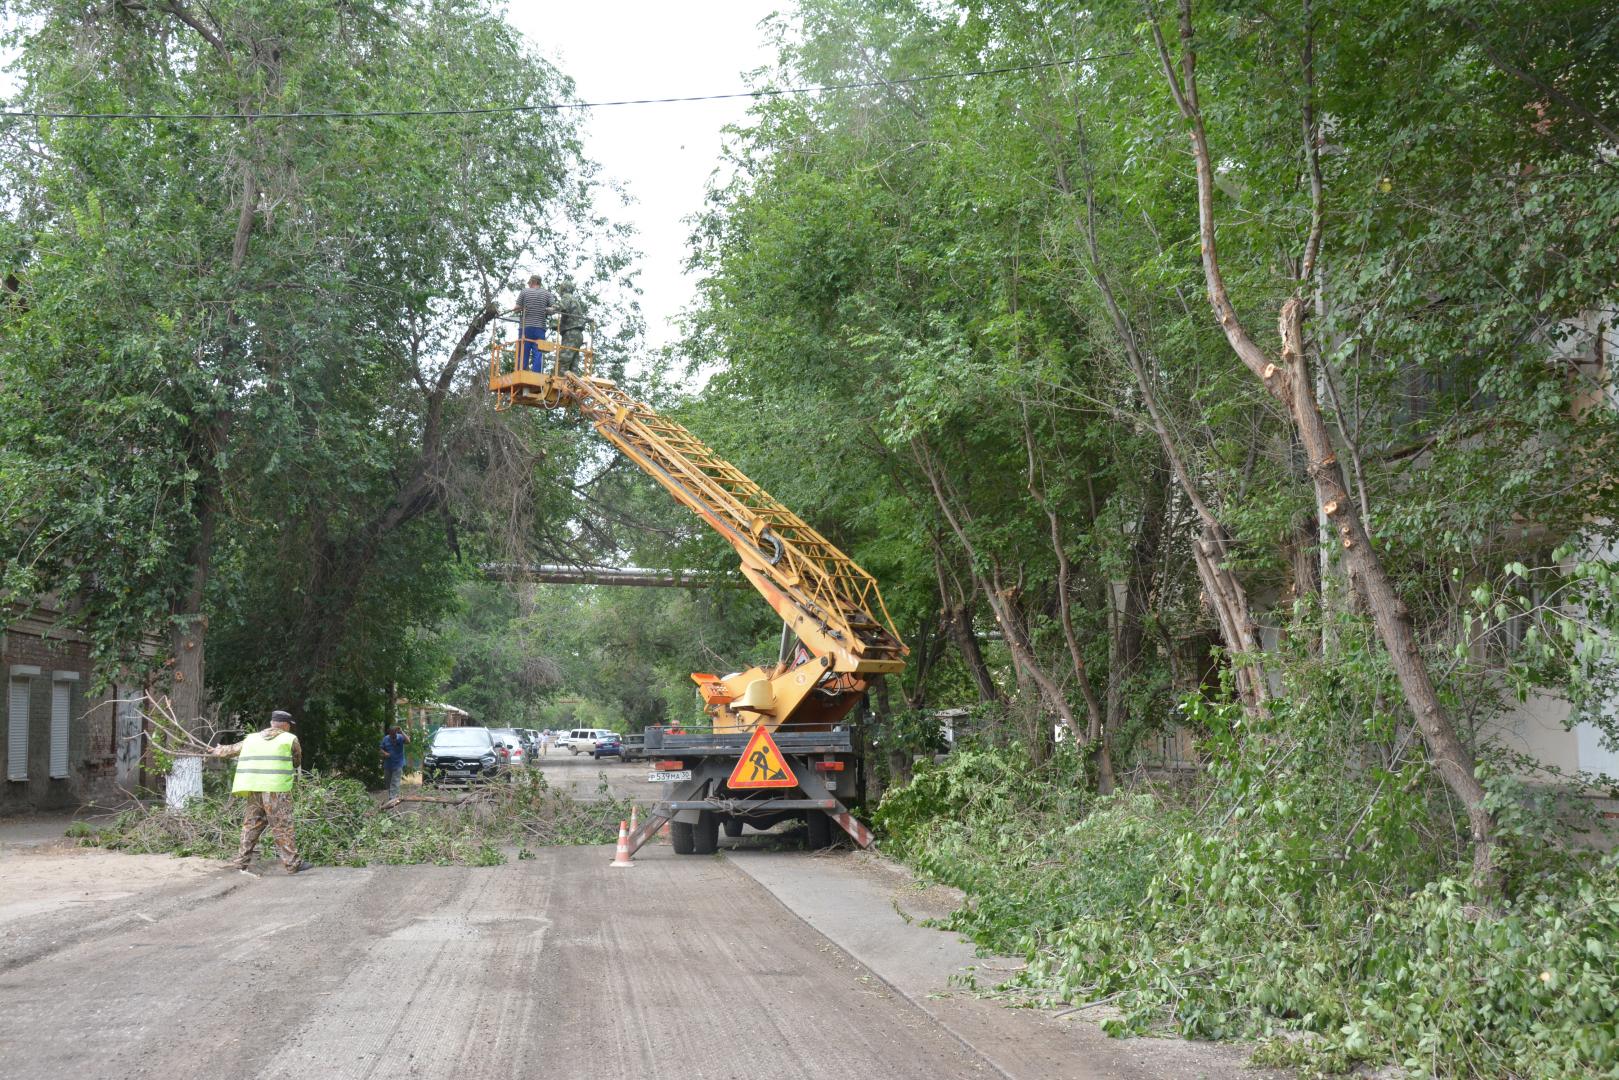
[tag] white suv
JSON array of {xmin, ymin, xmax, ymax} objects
[{"xmin": 558, "ymin": 728, "xmax": 618, "ymax": 755}]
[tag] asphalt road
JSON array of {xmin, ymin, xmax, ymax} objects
[
  {"xmin": 529, "ymin": 747, "xmax": 651, "ymax": 802},
  {"xmin": 0, "ymin": 843, "xmax": 994, "ymax": 1080}
]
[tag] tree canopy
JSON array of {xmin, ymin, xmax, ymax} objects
[
  {"xmin": 679, "ymin": 0, "xmax": 1619, "ymax": 818},
  {"xmin": 0, "ymin": 0, "xmax": 630, "ymax": 763}
]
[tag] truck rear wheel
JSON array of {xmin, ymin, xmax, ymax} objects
[
  {"xmin": 806, "ymin": 809, "xmax": 833, "ymax": 849},
  {"xmin": 670, "ymin": 819, "xmax": 696, "ymax": 854},
  {"xmin": 722, "ymin": 816, "xmax": 744, "ymax": 838},
  {"xmin": 693, "ymin": 810, "xmax": 720, "ymax": 855}
]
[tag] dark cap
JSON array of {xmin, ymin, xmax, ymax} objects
[{"xmin": 269, "ymin": 710, "xmax": 295, "ymax": 726}]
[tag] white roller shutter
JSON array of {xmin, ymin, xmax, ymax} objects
[
  {"xmin": 50, "ymin": 679, "xmax": 71, "ymax": 779},
  {"xmin": 7, "ymin": 678, "xmax": 28, "ymax": 781}
]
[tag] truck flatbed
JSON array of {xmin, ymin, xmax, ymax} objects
[{"xmin": 622, "ymin": 726, "xmax": 871, "ymax": 855}]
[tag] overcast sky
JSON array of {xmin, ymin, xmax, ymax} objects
[
  {"xmin": 509, "ymin": 4, "xmax": 783, "ymax": 351},
  {"xmin": 0, "ymin": 5, "xmax": 784, "ymax": 352}
]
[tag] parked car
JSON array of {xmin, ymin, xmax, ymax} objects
[
  {"xmin": 592, "ymin": 734, "xmax": 625, "ymax": 760},
  {"xmin": 558, "ymin": 728, "xmax": 618, "ymax": 755},
  {"xmin": 507, "ymin": 728, "xmax": 538, "ymax": 758},
  {"xmin": 489, "ymin": 728, "xmax": 528, "ymax": 768},
  {"xmin": 422, "ymin": 726, "xmax": 501, "ymax": 786}
]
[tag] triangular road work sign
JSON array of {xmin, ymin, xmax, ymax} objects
[{"xmin": 727, "ymin": 727, "xmax": 798, "ymax": 789}]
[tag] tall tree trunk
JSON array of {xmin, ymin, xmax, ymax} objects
[
  {"xmin": 1280, "ymin": 303, "xmax": 1496, "ymax": 885},
  {"xmin": 169, "ymin": 151, "xmax": 257, "ymax": 734},
  {"xmin": 917, "ymin": 441, "xmax": 1078, "ymax": 740},
  {"xmin": 1105, "ymin": 459, "xmax": 1171, "ymax": 796},
  {"xmin": 901, "ymin": 609, "xmax": 943, "ymax": 710},
  {"xmin": 1022, "ymin": 404, "xmax": 1109, "ymax": 775},
  {"xmin": 1150, "ymin": 0, "xmax": 1498, "ymax": 888},
  {"xmin": 986, "ymin": 568, "xmax": 1075, "ymax": 751},
  {"xmin": 1058, "ymin": 117, "xmax": 1272, "ymax": 714},
  {"xmin": 949, "ymin": 602, "xmax": 1001, "ymax": 703},
  {"xmin": 168, "ymin": 478, "xmax": 218, "ymax": 736},
  {"xmin": 934, "ymin": 553, "xmax": 1000, "ymax": 702},
  {"xmin": 872, "ymin": 675, "xmax": 911, "ymax": 790},
  {"xmin": 856, "ymin": 692, "xmax": 882, "ymax": 805}
]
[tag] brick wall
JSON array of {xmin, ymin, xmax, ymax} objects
[{"xmin": 2, "ymin": 627, "xmax": 125, "ymax": 814}]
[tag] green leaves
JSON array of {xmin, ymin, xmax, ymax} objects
[
  {"xmin": 883, "ymin": 708, "xmax": 1619, "ymax": 1077},
  {"xmin": 0, "ymin": 0, "xmax": 624, "ymax": 761}
]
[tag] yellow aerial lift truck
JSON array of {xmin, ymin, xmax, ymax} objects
[{"xmin": 489, "ymin": 327, "xmax": 906, "ymax": 855}]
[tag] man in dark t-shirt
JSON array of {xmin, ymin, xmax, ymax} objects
[
  {"xmin": 380, "ymin": 726, "xmax": 409, "ymax": 801},
  {"xmin": 510, "ymin": 275, "xmax": 556, "ymax": 372}
]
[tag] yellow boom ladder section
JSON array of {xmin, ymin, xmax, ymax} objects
[{"xmin": 488, "ymin": 345, "xmax": 906, "ymax": 698}]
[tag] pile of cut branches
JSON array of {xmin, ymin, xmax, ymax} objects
[
  {"xmin": 487, "ymin": 770, "xmax": 635, "ymax": 847},
  {"xmin": 97, "ymin": 770, "xmax": 631, "ymax": 867}
]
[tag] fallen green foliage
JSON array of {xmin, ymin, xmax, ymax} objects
[
  {"xmin": 97, "ymin": 771, "xmax": 631, "ymax": 868},
  {"xmin": 877, "ymin": 739, "xmax": 1619, "ymax": 1079}
]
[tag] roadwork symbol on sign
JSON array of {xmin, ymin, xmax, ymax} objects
[{"xmin": 728, "ymin": 727, "xmax": 798, "ymax": 789}]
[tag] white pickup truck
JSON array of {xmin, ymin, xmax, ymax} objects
[{"xmin": 555, "ymin": 728, "xmax": 618, "ymax": 755}]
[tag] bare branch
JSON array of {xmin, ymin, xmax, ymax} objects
[
  {"xmin": 1147, "ymin": 0, "xmax": 1292, "ymax": 401},
  {"xmin": 159, "ymin": 2, "xmax": 229, "ymax": 58}
]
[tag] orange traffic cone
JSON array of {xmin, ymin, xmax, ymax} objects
[
  {"xmin": 610, "ymin": 819, "xmax": 634, "ymax": 868},
  {"xmin": 630, "ymin": 805, "xmax": 639, "ymax": 836}
]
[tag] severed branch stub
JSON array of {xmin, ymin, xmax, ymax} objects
[{"xmin": 137, "ymin": 692, "xmax": 224, "ymax": 758}]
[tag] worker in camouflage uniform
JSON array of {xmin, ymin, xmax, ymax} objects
[
  {"xmin": 210, "ymin": 709, "xmax": 312, "ymax": 874},
  {"xmin": 555, "ymin": 279, "xmax": 589, "ymax": 373}
]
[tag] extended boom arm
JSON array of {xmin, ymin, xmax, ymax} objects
[{"xmin": 490, "ymin": 339, "xmax": 906, "ymax": 733}]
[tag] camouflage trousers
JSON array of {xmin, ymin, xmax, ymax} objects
[
  {"xmin": 560, "ymin": 331, "xmax": 585, "ymax": 372},
  {"xmin": 231, "ymin": 790, "xmax": 299, "ymax": 870}
]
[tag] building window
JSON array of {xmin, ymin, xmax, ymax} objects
[
  {"xmin": 7, "ymin": 676, "xmax": 29, "ymax": 782},
  {"xmin": 1475, "ymin": 555, "xmax": 1553, "ymax": 664},
  {"xmin": 50, "ymin": 675, "xmax": 76, "ymax": 780}
]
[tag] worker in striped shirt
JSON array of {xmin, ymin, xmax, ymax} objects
[{"xmin": 510, "ymin": 275, "xmax": 557, "ymax": 372}]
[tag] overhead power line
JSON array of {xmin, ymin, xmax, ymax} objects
[{"xmin": 0, "ymin": 52, "xmax": 1130, "ymax": 123}]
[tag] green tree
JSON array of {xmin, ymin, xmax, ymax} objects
[
  {"xmin": 0, "ymin": 1, "xmax": 628, "ymax": 765},
  {"xmin": 685, "ymin": 0, "xmax": 1618, "ymax": 846}
]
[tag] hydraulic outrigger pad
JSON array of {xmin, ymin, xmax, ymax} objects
[{"xmin": 620, "ymin": 795, "xmax": 875, "ymax": 858}]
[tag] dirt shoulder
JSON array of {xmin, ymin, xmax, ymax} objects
[{"xmin": 0, "ymin": 813, "xmax": 243, "ymax": 972}]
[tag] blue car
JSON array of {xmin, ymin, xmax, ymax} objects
[{"xmin": 592, "ymin": 735, "xmax": 625, "ymax": 760}]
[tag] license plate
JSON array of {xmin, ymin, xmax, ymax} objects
[
  {"xmin": 647, "ymin": 770, "xmax": 691, "ymax": 782},
  {"xmin": 446, "ymin": 769, "xmax": 471, "ymax": 776}
]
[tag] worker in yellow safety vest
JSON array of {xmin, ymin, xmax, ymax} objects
[{"xmin": 210, "ymin": 709, "xmax": 312, "ymax": 874}]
